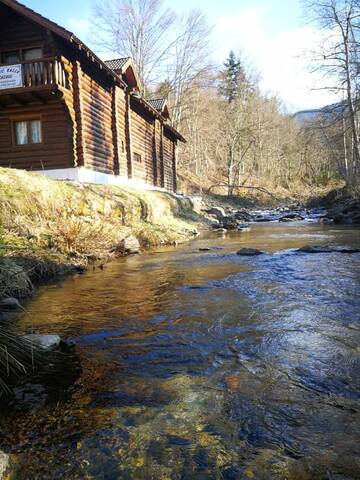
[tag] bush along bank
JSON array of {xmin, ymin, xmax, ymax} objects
[{"xmin": 0, "ymin": 168, "xmax": 201, "ymax": 302}]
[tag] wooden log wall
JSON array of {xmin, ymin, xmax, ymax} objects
[
  {"xmin": 130, "ymin": 98, "xmax": 155, "ymax": 185},
  {"xmin": 75, "ymin": 64, "xmax": 115, "ymax": 175},
  {"xmin": 163, "ymin": 131, "xmax": 175, "ymax": 191},
  {"xmin": 115, "ymin": 87, "xmax": 128, "ymax": 177},
  {"xmin": 154, "ymin": 119, "xmax": 163, "ymax": 187},
  {"xmin": 0, "ymin": 8, "xmax": 54, "ymax": 56},
  {"xmin": 0, "ymin": 102, "xmax": 73, "ymax": 170}
]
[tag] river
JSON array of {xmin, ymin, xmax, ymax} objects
[{"xmin": 1, "ymin": 220, "xmax": 360, "ymax": 479}]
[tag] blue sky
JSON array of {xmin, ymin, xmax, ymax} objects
[{"xmin": 22, "ymin": 0, "xmax": 338, "ymax": 111}]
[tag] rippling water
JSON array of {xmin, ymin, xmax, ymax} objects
[{"xmin": 1, "ymin": 222, "xmax": 360, "ymax": 479}]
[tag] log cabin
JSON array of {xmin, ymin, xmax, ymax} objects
[{"xmin": 0, "ymin": 0, "xmax": 185, "ymax": 192}]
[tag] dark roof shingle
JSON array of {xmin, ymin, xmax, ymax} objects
[
  {"xmin": 147, "ymin": 98, "xmax": 166, "ymax": 112},
  {"xmin": 105, "ymin": 58, "xmax": 131, "ymax": 71}
]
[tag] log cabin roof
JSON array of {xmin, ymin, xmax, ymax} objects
[
  {"xmin": 148, "ymin": 98, "xmax": 170, "ymax": 120},
  {"xmin": 105, "ymin": 57, "xmax": 142, "ymax": 92},
  {"xmin": 148, "ymin": 99, "xmax": 166, "ymax": 111},
  {"xmin": 105, "ymin": 58, "xmax": 131, "ymax": 71}
]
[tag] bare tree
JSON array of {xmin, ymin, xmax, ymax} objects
[
  {"xmin": 165, "ymin": 10, "xmax": 213, "ymax": 128},
  {"xmin": 306, "ymin": 0, "xmax": 360, "ymax": 182},
  {"xmin": 92, "ymin": 0, "xmax": 176, "ymax": 92}
]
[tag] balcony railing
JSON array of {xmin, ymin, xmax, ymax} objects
[{"xmin": 0, "ymin": 57, "xmax": 70, "ymax": 91}]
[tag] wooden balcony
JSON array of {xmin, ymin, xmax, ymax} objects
[{"xmin": 0, "ymin": 57, "xmax": 70, "ymax": 108}]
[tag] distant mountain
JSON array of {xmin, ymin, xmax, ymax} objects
[{"xmin": 294, "ymin": 102, "xmax": 346, "ymax": 125}]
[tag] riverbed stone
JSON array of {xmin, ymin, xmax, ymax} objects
[
  {"xmin": 114, "ymin": 236, "xmax": 141, "ymax": 255},
  {"xmin": 279, "ymin": 214, "xmax": 305, "ymax": 222},
  {"xmin": 237, "ymin": 223, "xmax": 250, "ymax": 231},
  {"xmin": 234, "ymin": 210, "xmax": 252, "ymax": 222},
  {"xmin": 0, "ymin": 451, "xmax": 10, "ymax": 479},
  {"xmin": 219, "ymin": 218, "xmax": 239, "ymax": 230},
  {"xmin": 325, "ymin": 199, "xmax": 360, "ymax": 224},
  {"xmin": 297, "ymin": 244, "xmax": 360, "ymax": 254},
  {"xmin": 237, "ymin": 248, "xmax": 266, "ymax": 256},
  {"xmin": 22, "ymin": 334, "xmax": 61, "ymax": 349},
  {"xmin": 204, "ymin": 207, "xmax": 226, "ymax": 219},
  {"xmin": 0, "ymin": 297, "xmax": 21, "ymax": 310}
]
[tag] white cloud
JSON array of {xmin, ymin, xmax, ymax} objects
[{"xmin": 213, "ymin": 7, "xmax": 340, "ymax": 112}]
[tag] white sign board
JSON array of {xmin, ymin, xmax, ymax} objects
[{"xmin": 0, "ymin": 64, "xmax": 23, "ymax": 90}]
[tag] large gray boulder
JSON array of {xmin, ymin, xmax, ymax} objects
[{"xmin": 22, "ymin": 334, "xmax": 61, "ymax": 349}]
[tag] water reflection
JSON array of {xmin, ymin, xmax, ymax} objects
[{"xmin": 1, "ymin": 222, "xmax": 360, "ymax": 479}]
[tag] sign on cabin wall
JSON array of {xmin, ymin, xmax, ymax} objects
[{"xmin": 0, "ymin": 64, "xmax": 23, "ymax": 90}]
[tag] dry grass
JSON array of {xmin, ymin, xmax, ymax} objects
[{"xmin": 0, "ymin": 168, "xmax": 200, "ymax": 298}]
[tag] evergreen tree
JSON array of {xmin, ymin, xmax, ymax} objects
[{"xmin": 221, "ymin": 51, "xmax": 243, "ymax": 103}]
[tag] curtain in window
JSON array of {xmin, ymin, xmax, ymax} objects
[
  {"xmin": 31, "ymin": 120, "xmax": 42, "ymax": 143},
  {"xmin": 15, "ymin": 122, "xmax": 28, "ymax": 145}
]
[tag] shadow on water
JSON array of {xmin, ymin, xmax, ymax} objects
[{"xmin": 1, "ymin": 222, "xmax": 360, "ymax": 478}]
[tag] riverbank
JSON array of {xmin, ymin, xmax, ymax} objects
[
  {"xmin": 0, "ymin": 168, "xmax": 202, "ymax": 301},
  {"xmin": 307, "ymin": 185, "xmax": 360, "ymax": 225}
]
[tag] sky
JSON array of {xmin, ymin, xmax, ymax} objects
[{"xmin": 22, "ymin": 0, "xmax": 341, "ymax": 112}]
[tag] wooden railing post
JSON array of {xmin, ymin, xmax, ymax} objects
[{"xmin": 0, "ymin": 57, "xmax": 70, "ymax": 89}]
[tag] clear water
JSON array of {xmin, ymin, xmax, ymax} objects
[{"xmin": 1, "ymin": 222, "xmax": 360, "ymax": 479}]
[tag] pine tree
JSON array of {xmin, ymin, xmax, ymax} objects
[{"xmin": 221, "ymin": 51, "xmax": 243, "ymax": 103}]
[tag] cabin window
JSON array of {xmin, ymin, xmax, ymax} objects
[
  {"xmin": 23, "ymin": 48, "xmax": 43, "ymax": 61},
  {"xmin": 2, "ymin": 51, "xmax": 20, "ymax": 65},
  {"xmin": 1, "ymin": 48, "xmax": 42, "ymax": 65},
  {"xmin": 14, "ymin": 119, "xmax": 42, "ymax": 145},
  {"xmin": 133, "ymin": 152, "xmax": 142, "ymax": 163}
]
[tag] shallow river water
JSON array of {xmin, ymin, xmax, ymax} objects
[{"xmin": 1, "ymin": 221, "xmax": 360, "ymax": 479}]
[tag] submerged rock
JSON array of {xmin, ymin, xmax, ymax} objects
[
  {"xmin": 218, "ymin": 218, "xmax": 239, "ymax": 230},
  {"xmin": 237, "ymin": 223, "xmax": 250, "ymax": 231},
  {"xmin": 22, "ymin": 334, "xmax": 61, "ymax": 349},
  {"xmin": 237, "ymin": 248, "xmax": 266, "ymax": 256},
  {"xmin": 0, "ymin": 297, "xmax": 21, "ymax": 310},
  {"xmin": 279, "ymin": 214, "xmax": 305, "ymax": 222},
  {"xmin": 0, "ymin": 451, "xmax": 10, "ymax": 479},
  {"xmin": 297, "ymin": 244, "xmax": 360, "ymax": 254}
]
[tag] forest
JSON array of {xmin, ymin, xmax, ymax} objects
[{"xmin": 93, "ymin": 0, "xmax": 360, "ymax": 198}]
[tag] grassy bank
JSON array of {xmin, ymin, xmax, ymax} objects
[{"xmin": 0, "ymin": 168, "xmax": 201, "ymax": 300}]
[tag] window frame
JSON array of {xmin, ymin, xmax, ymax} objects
[
  {"xmin": 133, "ymin": 152, "xmax": 142, "ymax": 163},
  {"xmin": 0, "ymin": 45, "xmax": 44, "ymax": 65},
  {"xmin": 11, "ymin": 116, "xmax": 43, "ymax": 147}
]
